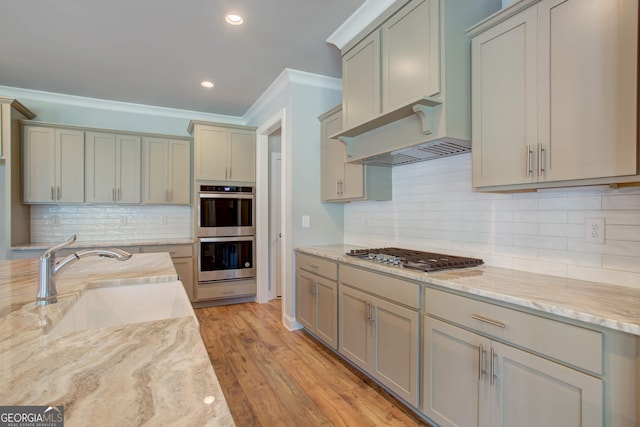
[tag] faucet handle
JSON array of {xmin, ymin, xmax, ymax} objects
[{"xmin": 42, "ymin": 234, "xmax": 77, "ymax": 260}]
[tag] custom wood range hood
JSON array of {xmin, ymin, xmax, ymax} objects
[{"xmin": 329, "ymin": 0, "xmax": 501, "ymax": 167}]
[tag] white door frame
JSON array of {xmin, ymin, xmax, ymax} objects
[
  {"xmin": 269, "ymin": 152, "xmax": 282, "ymax": 300},
  {"xmin": 255, "ymin": 109, "xmax": 286, "ymax": 305}
]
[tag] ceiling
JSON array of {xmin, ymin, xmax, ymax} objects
[{"xmin": 0, "ymin": 0, "xmax": 366, "ymax": 117}]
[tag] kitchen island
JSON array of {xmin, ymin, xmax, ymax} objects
[{"xmin": 0, "ymin": 253, "xmax": 234, "ymax": 426}]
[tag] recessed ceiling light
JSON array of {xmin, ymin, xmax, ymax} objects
[
  {"xmin": 225, "ymin": 14, "xmax": 243, "ymax": 25},
  {"xmin": 201, "ymin": 81, "xmax": 214, "ymax": 88}
]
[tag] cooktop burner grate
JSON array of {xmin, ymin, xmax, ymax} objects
[{"xmin": 346, "ymin": 247, "xmax": 483, "ymax": 272}]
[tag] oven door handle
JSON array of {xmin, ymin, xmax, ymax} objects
[
  {"xmin": 199, "ymin": 236, "xmax": 255, "ymax": 243},
  {"xmin": 199, "ymin": 193, "xmax": 254, "ymax": 200}
]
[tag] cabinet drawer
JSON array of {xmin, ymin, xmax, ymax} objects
[
  {"xmin": 425, "ymin": 288, "xmax": 603, "ymax": 374},
  {"xmin": 196, "ymin": 281, "xmax": 256, "ymax": 300},
  {"xmin": 340, "ymin": 264, "xmax": 420, "ymax": 310},
  {"xmin": 142, "ymin": 244, "xmax": 193, "ymax": 258},
  {"xmin": 296, "ymin": 253, "xmax": 338, "ymax": 281}
]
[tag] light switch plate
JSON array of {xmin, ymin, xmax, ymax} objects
[{"xmin": 302, "ymin": 215, "xmax": 310, "ymax": 228}]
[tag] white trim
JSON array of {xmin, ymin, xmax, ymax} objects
[
  {"xmin": 282, "ymin": 312, "xmax": 303, "ymax": 332},
  {"xmin": 286, "ymin": 69, "xmax": 342, "ymax": 91},
  {"xmin": 0, "ymin": 85, "xmax": 245, "ymax": 125},
  {"xmin": 243, "ymin": 69, "xmax": 342, "ymax": 124},
  {"xmin": 326, "ymin": 0, "xmax": 396, "ymax": 50},
  {"xmin": 269, "ymin": 152, "xmax": 282, "ymax": 301},
  {"xmin": 256, "ymin": 109, "xmax": 285, "ymax": 305}
]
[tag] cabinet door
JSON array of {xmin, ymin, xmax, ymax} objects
[
  {"xmin": 342, "ymin": 31, "xmax": 381, "ymax": 129},
  {"xmin": 55, "ymin": 128, "xmax": 84, "ymax": 203},
  {"xmin": 142, "ymin": 137, "xmax": 168, "ymax": 204},
  {"xmin": 322, "ymin": 110, "xmax": 344, "ymax": 200},
  {"xmin": 339, "ymin": 285, "xmax": 372, "ymax": 371},
  {"xmin": 471, "ymin": 7, "xmax": 538, "ymax": 187},
  {"xmin": 491, "ymin": 341, "xmax": 603, "ymax": 427},
  {"xmin": 167, "ymin": 139, "xmax": 190, "ymax": 204},
  {"xmin": 296, "ymin": 270, "xmax": 316, "ymax": 331},
  {"xmin": 382, "ymin": 0, "xmax": 440, "ymax": 111},
  {"xmin": 537, "ymin": 0, "xmax": 638, "ymax": 182},
  {"xmin": 116, "ymin": 135, "xmax": 141, "ymax": 204},
  {"xmin": 195, "ymin": 125, "xmax": 227, "ymax": 181},
  {"xmin": 315, "ymin": 277, "xmax": 337, "ymax": 349},
  {"xmin": 173, "ymin": 257, "xmax": 194, "ymax": 302},
  {"xmin": 321, "ymin": 108, "xmax": 365, "ymax": 201},
  {"xmin": 23, "ymin": 126, "xmax": 56, "ymax": 203},
  {"xmin": 371, "ymin": 295, "xmax": 419, "ymax": 407},
  {"xmin": 423, "ymin": 316, "xmax": 490, "ymax": 427},
  {"xmin": 85, "ymin": 132, "xmax": 117, "ymax": 203},
  {"xmin": 229, "ymin": 128, "xmax": 255, "ymax": 182}
]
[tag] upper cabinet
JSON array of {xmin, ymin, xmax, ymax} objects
[
  {"xmin": 342, "ymin": 0, "xmax": 439, "ymax": 131},
  {"xmin": 23, "ymin": 125, "xmax": 84, "ymax": 204},
  {"xmin": 343, "ymin": 31, "xmax": 381, "ymax": 130},
  {"xmin": 23, "ymin": 122, "xmax": 189, "ymax": 206},
  {"xmin": 335, "ymin": 0, "xmax": 501, "ymax": 164},
  {"xmin": 470, "ymin": 0, "xmax": 639, "ymax": 191},
  {"xmin": 142, "ymin": 137, "xmax": 191, "ymax": 205},
  {"xmin": 85, "ymin": 132, "xmax": 141, "ymax": 204},
  {"xmin": 382, "ymin": 0, "xmax": 440, "ymax": 112},
  {"xmin": 189, "ymin": 121, "xmax": 256, "ymax": 183},
  {"xmin": 319, "ymin": 105, "xmax": 391, "ymax": 202}
]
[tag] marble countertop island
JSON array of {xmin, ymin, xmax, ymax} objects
[
  {"xmin": 297, "ymin": 245, "xmax": 640, "ymax": 336},
  {"xmin": 0, "ymin": 253, "xmax": 234, "ymax": 426}
]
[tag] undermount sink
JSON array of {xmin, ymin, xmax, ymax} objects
[{"xmin": 49, "ymin": 281, "xmax": 196, "ymax": 335}]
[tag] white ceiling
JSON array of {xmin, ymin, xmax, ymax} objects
[{"xmin": 0, "ymin": 0, "xmax": 366, "ymax": 117}]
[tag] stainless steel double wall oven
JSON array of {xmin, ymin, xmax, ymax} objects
[{"xmin": 197, "ymin": 185, "xmax": 256, "ymax": 283}]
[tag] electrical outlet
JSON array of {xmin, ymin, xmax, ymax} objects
[{"xmin": 584, "ymin": 218, "xmax": 605, "ymax": 244}]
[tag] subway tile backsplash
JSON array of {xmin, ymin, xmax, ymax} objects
[
  {"xmin": 31, "ymin": 205, "xmax": 191, "ymax": 244},
  {"xmin": 344, "ymin": 153, "xmax": 640, "ymax": 289}
]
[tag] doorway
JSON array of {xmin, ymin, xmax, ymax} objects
[
  {"xmin": 255, "ymin": 108, "xmax": 288, "ymax": 325},
  {"xmin": 269, "ymin": 136, "xmax": 282, "ymax": 299}
]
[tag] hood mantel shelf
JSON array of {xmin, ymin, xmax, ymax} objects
[{"xmin": 330, "ymin": 96, "xmax": 442, "ymax": 140}]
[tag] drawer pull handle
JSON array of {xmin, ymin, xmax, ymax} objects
[
  {"xmin": 471, "ymin": 314, "xmax": 506, "ymax": 328},
  {"xmin": 309, "ymin": 264, "xmax": 319, "ymax": 269}
]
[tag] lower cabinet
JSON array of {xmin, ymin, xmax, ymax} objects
[
  {"xmin": 295, "ymin": 253, "xmax": 338, "ymax": 349},
  {"xmin": 294, "ymin": 252, "xmax": 637, "ymax": 426},
  {"xmin": 296, "ymin": 269, "xmax": 338, "ymax": 349},
  {"xmin": 141, "ymin": 244, "xmax": 194, "ymax": 301},
  {"xmin": 423, "ymin": 316, "xmax": 603, "ymax": 427},
  {"xmin": 339, "ymin": 279, "xmax": 419, "ymax": 407}
]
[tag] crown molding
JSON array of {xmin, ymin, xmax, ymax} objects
[
  {"xmin": 243, "ymin": 68, "xmax": 341, "ymax": 124},
  {"xmin": 0, "ymin": 85, "xmax": 245, "ymax": 125},
  {"xmin": 326, "ymin": 0, "xmax": 396, "ymax": 50}
]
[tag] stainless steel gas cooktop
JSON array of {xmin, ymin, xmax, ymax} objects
[{"xmin": 346, "ymin": 247, "xmax": 484, "ymax": 272}]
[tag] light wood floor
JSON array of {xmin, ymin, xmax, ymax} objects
[{"xmin": 196, "ymin": 299, "xmax": 432, "ymax": 427}]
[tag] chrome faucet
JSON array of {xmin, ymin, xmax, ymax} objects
[{"xmin": 37, "ymin": 234, "xmax": 132, "ymax": 306}]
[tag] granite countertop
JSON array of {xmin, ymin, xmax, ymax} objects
[
  {"xmin": 11, "ymin": 238, "xmax": 195, "ymax": 251},
  {"xmin": 296, "ymin": 245, "xmax": 640, "ymax": 336},
  {"xmin": 0, "ymin": 253, "xmax": 234, "ymax": 426}
]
